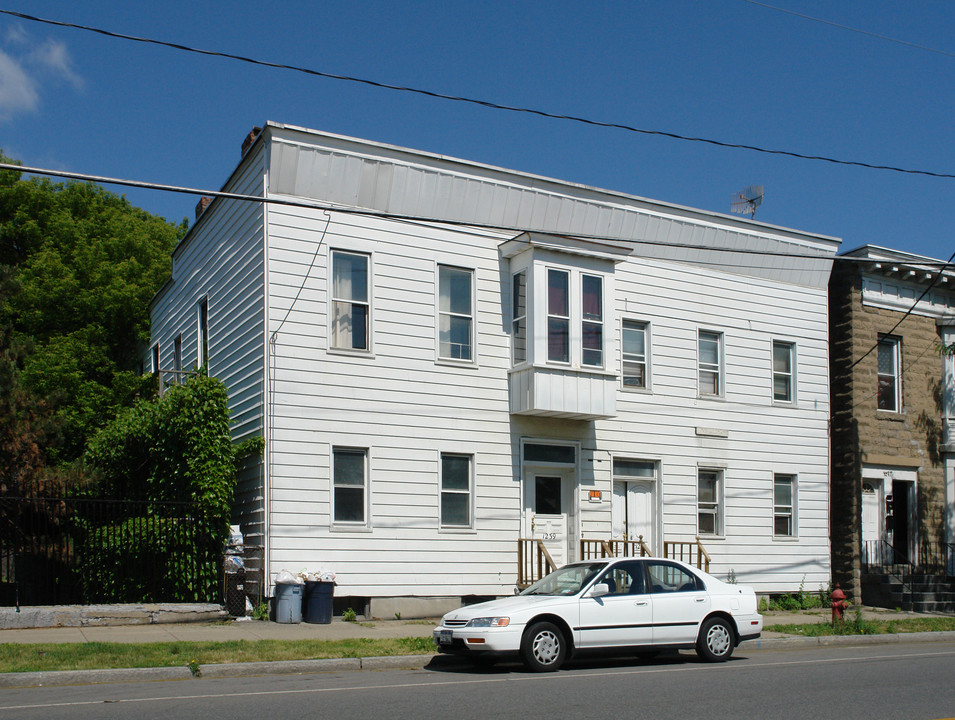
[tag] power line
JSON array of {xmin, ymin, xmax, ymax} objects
[
  {"xmin": 740, "ymin": 0, "xmax": 955, "ymax": 59},
  {"xmin": 4, "ymin": 8, "xmax": 955, "ymax": 182}
]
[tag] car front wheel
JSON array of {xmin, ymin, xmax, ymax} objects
[
  {"xmin": 696, "ymin": 616, "xmax": 735, "ymax": 662},
  {"xmin": 521, "ymin": 621, "xmax": 566, "ymax": 672}
]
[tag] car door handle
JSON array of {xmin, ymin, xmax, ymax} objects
[
  {"xmin": 695, "ymin": 598, "xmax": 706, "ymax": 602},
  {"xmin": 635, "ymin": 601, "xmax": 648, "ymax": 606}
]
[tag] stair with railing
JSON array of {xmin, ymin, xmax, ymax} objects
[{"xmin": 862, "ymin": 539, "xmax": 955, "ymax": 613}]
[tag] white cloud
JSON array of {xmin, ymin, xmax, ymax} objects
[
  {"xmin": 30, "ymin": 39, "xmax": 84, "ymax": 90},
  {"xmin": 0, "ymin": 49, "xmax": 39, "ymax": 119}
]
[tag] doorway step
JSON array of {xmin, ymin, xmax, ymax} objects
[{"xmin": 861, "ymin": 570, "xmax": 955, "ymax": 613}]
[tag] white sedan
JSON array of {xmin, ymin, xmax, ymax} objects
[{"xmin": 433, "ymin": 557, "xmax": 762, "ymax": 671}]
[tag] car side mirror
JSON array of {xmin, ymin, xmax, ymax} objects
[{"xmin": 588, "ymin": 583, "xmax": 609, "ymax": 598}]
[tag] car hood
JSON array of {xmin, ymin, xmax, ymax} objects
[{"xmin": 442, "ymin": 594, "xmax": 566, "ymax": 623}]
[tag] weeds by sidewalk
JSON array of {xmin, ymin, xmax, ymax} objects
[{"xmin": 766, "ymin": 613, "xmax": 955, "ymax": 637}]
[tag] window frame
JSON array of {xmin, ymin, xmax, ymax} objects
[
  {"xmin": 512, "ymin": 270, "xmax": 528, "ymax": 366},
  {"xmin": 773, "ymin": 473, "xmax": 797, "ymax": 539},
  {"xmin": 439, "ymin": 452, "xmax": 474, "ymax": 530},
  {"xmin": 581, "ymin": 273, "xmax": 604, "ymax": 368},
  {"xmin": 197, "ymin": 297, "xmax": 209, "ymax": 368},
  {"xmin": 877, "ymin": 335, "xmax": 902, "ymax": 412},
  {"xmin": 698, "ymin": 330, "xmax": 724, "ymax": 398},
  {"xmin": 621, "ymin": 319, "xmax": 650, "ymax": 390},
  {"xmin": 329, "ymin": 249, "xmax": 372, "ymax": 353},
  {"xmin": 772, "ymin": 340, "xmax": 796, "ymax": 404},
  {"xmin": 436, "ymin": 264, "xmax": 475, "ymax": 364},
  {"xmin": 331, "ymin": 446, "xmax": 370, "ymax": 528},
  {"xmin": 546, "ymin": 268, "xmax": 571, "ymax": 364},
  {"xmin": 697, "ymin": 468, "xmax": 724, "ymax": 537}
]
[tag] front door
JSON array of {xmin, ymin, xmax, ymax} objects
[
  {"xmin": 612, "ymin": 480, "xmax": 655, "ymax": 553},
  {"xmin": 529, "ymin": 474, "xmax": 571, "ymax": 567}
]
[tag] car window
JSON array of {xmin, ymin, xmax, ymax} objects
[
  {"xmin": 522, "ymin": 562, "xmax": 606, "ymax": 596},
  {"xmin": 598, "ymin": 562, "xmax": 646, "ymax": 596},
  {"xmin": 646, "ymin": 563, "xmax": 700, "ymax": 593}
]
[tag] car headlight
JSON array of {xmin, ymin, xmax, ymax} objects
[{"xmin": 466, "ymin": 616, "xmax": 510, "ymax": 627}]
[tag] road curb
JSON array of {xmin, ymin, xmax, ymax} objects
[{"xmin": 3, "ymin": 631, "xmax": 955, "ymax": 688}]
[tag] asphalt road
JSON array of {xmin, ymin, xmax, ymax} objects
[{"xmin": 2, "ymin": 642, "xmax": 954, "ymax": 720}]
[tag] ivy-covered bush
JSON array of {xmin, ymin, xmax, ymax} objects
[{"xmin": 81, "ymin": 374, "xmax": 235, "ymax": 602}]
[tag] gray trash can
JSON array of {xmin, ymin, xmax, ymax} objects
[
  {"xmin": 303, "ymin": 581, "xmax": 334, "ymax": 624},
  {"xmin": 273, "ymin": 582, "xmax": 303, "ymax": 624}
]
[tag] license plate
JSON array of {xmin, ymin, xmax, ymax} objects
[{"xmin": 437, "ymin": 629, "xmax": 453, "ymax": 644}]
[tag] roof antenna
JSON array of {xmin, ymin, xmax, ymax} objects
[{"xmin": 731, "ymin": 185, "xmax": 763, "ymax": 219}]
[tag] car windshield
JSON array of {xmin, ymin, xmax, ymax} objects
[{"xmin": 521, "ymin": 562, "xmax": 606, "ymax": 596}]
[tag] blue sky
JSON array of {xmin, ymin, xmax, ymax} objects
[{"xmin": 1, "ymin": 1, "xmax": 953, "ymax": 261}]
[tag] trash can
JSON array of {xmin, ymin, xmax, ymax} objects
[
  {"xmin": 224, "ymin": 569, "xmax": 246, "ymax": 616},
  {"xmin": 303, "ymin": 581, "xmax": 334, "ymax": 624},
  {"xmin": 273, "ymin": 581, "xmax": 303, "ymax": 624}
]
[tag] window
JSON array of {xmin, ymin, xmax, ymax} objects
[
  {"xmin": 646, "ymin": 562, "xmax": 701, "ymax": 593},
  {"xmin": 440, "ymin": 453, "xmax": 472, "ymax": 528},
  {"xmin": 173, "ymin": 334, "xmax": 182, "ymax": 384},
  {"xmin": 598, "ymin": 561, "xmax": 646, "ymax": 596},
  {"xmin": 877, "ymin": 336, "xmax": 901, "ymax": 412},
  {"xmin": 698, "ymin": 331, "xmax": 723, "ymax": 396},
  {"xmin": 774, "ymin": 474, "xmax": 795, "ymax": 538},
  {"xmin": 512, "ymin": 271, "xmax": 527, "ymax": 365},
  {"xmin": 331, "ymin": 251, "xmax": 370, "ymax": 351},
  {"xmin": 547, "ymin": 269, "xmax": 570, "ymax": 363},
  {"xmin": 698, "ymin": 469, "xmax": 722, "ymax": 536},
  {"xmin": 622, "ymin": 320, "xmax": 648, "ymax": 389},
  {"xmin": 772, "ymin": 341, "xmax": 795, "ymax": 402},
  {"xmin": 581, "ymin": 274, "xmax": 603, "ymax": 366},
  {"xmin": 332, "ymin": 447, "xmax": 367, "ymax": 524},
  {"xmin": 438, "ymin": 266, "xmax": 473, "ymax": 361},
  {"xmin": 150, "ymin": 344, "xmax": 159, "ymax": 374},
  {"xmin": 197, "ymin": 298, "xmax": 209, "ymax": 368}
]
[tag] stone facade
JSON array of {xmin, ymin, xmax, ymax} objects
[{"xmin": 830, "ymin": 255, "xmax": 951, "ymax": 603}]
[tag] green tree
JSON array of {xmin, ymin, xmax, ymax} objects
[
  {"xmin": 82, "ymin": 373, "xmax": 236, "ymax": 601},
  {"xmin": 0, "ymin": 154, "xmax": 186, "ymax": 467}
]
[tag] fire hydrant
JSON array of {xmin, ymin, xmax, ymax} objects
[{"xmin": 830, "ymin": 583, "xmax": 848, "ymax": 622}]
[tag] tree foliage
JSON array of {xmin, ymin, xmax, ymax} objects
[
  {"xmin": 0, "ymin": 154, "xmax": 186, "ymax": 467},
  {"xmin": 82, "ymin": 373, "xmax": 236, "ymax": 601}
]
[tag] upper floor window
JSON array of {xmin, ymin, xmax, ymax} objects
[
  {"xmin": 331, "ymin": 250, "xmax": 370, "ymax": 351},
  {"xmin": 438, "ymin": 266, "xmax": 473, "ymax": 361},
  {"xmin": 547, "ymin": 269, "xmax": 570, "ymax": 363},
  {"xmin": 173, "ymin": 334, "xmax": 182, "ymax": 384},
  {"xmin": 581, "ymin": 275, "xmax": 603, "ymax": 367},
  {"xmin": 150, "ymin": 344, "xmax": 159, "ymax": 374},
  {"xmin": 512, "ymin": 271, "xmax": 527, "ymax": 365},
  {"xmin": 698, "ymin": 331, "xmax": 723, "ymax": 397},
  {"xmin": 698, "ymin": 468, "xmax": 723, "ymax": 536},
  {"xmin": 772, "ymin": 340, "xmax": 795, "ymax": 403},
  {"xmin": 622, "ymin": 320, "xmax": 648, "ymax": 389},
  {"xmin": 332, "ymin": 447, "xmax": 367, "ymax": 525},
  {"xmin": 877, "ymin": 336, "xmax": 901, "ymax": 412},
  {"xmin": 197, "ymin": 298, "xmax": 209, "ymax": 367}
]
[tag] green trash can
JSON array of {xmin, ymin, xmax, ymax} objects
[{"xmin": 303, "ymin": 581, "xmax": 334, "ymax": 624}]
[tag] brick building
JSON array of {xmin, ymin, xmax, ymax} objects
[{"xmin": 829, "ymin": 246, "xmax": 955, "ymax": 606}]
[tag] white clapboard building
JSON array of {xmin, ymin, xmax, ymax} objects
[{"xmin": 148, "ymin": 123, "xmax": 840, "ymax": 616}]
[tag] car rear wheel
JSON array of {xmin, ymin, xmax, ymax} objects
[
  {"xmin": 696, "ymin": 616, "xmax": 735, "ymax": 662},
  {"xmin": 521, "ymin": 621, "xmax": 566, "ymax": 672}
]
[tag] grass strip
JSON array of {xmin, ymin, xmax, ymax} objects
[
  {"xmin": 0, "ymin": 636, "xmax": 435, "ymax": 674},
  {"xmin": 766, "ymin": 616, "xmax": 955, "ymax": 637}
]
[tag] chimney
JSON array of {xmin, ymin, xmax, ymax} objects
[
  {"xmin": 195, "ymin": 196, "xmax": 213, "ymax": 221},
  {"xmin": 242, "ymin": 126, "xmax": 263, "ymax": 157}
]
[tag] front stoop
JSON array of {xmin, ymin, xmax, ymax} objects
[
  {"xmin": 862, "ymin": 571, "xmax": 955, "ymax": 613},
  {"xmin": 0, "ymin": 604, "xmax": 227, "ymax": 629}
]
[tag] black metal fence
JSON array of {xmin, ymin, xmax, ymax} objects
[
  {"xmin": 863, "ymin": 538, "xmax": 955, "ymax": 578},
  {"xmin": 0, "ymin": 495, "xmax": 225, "ymax": 607}
]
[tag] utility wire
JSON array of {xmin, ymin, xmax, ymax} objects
[
  {"xmin": 3, "ymin": 8, "xmax": 955, "ymax": 181},
  {"xmin": 740, "ymin": 0, "xmax": 955, "ymax": 59}
]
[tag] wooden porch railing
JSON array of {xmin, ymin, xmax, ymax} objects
[
  {"xmin": 663, "ymin": 537, "xmax": 711, "ymax": 573},
  {"xmin": 517, "ymin": 538, "xmax": 558, "ymax": 589},
  {"xmin": 580, "ymin": 536, "xmax": 652, "ymax": 560}
]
